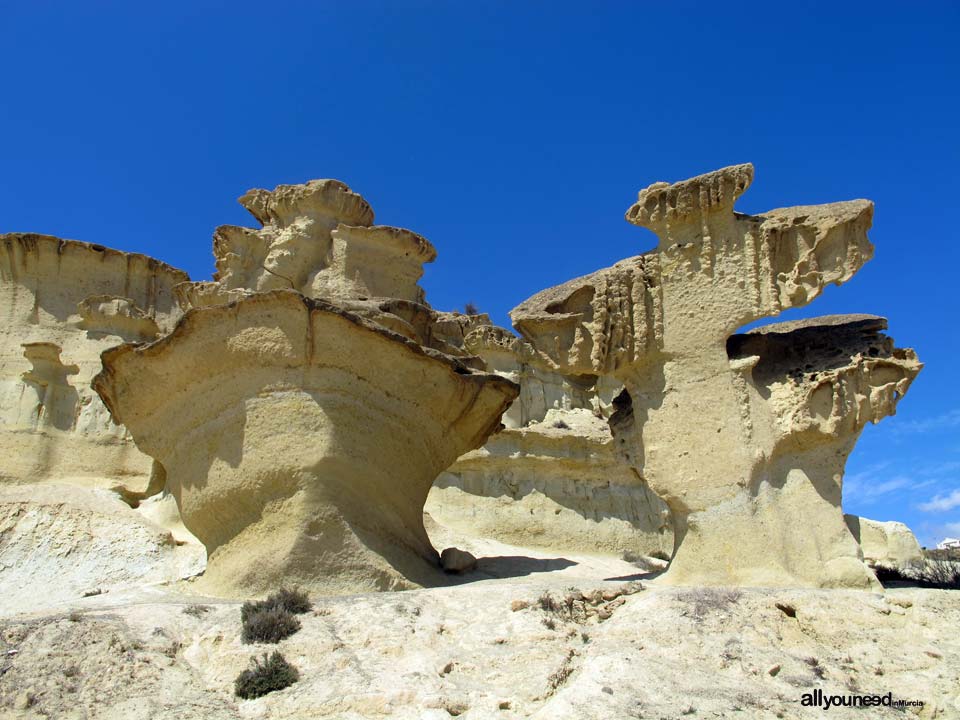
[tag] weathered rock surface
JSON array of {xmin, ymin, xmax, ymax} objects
[
  {"xmin": 425, "ymin": 318, "xmax": 673, "ymax": 559},
  {"xmin": 511, "ymin": 165, "xmax": 921, "ymax": 588},
  {"xmin": 190, "ymin": 179, "xmax": 479, "ymax": 360},
  {"xmin": 1, "ymin": 560, "xmax": 956, "ymax": 719},
  {"xmin": 427, "ymin": 408, "xmax": 673, "ymax": 559},
  {"xmin": 0, "ymin": 234, "xmax": 188, "ymax": 499},
  {"xmin": 845, "ymin": 514, "xmax": 925, "ymax": 569},
  {"xmin": 0, "ymin": 484, "xmax": 203, "ymax": 616},
  {"xmin": 94, "ymin": 290, "xmax": 518, "ymax": 597},
  {"xmin": 439, "ymin": 547, "xmax": 477, "ymax": 573}
]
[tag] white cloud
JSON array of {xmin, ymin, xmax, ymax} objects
[
  {"xmin": 919, "ymin": 488, "xmax": 960, "ymax": 513},
  {"xmin": 917, "ymin": 460, "xmax": 960, "ymax": 477},
  {"xmin": 844, "ymin": 473, "xmax": 912, "ymax": 504},
  {"xmin": 893, "ymin": 408, "xmax": 960, "ymax": 435}
]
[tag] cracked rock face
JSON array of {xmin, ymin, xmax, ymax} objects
[
  {"xmin": 510, "ymin": 165, "xmax": 921, "ymax": 588},
  {"xmin": 0, "ymin": 234, "xmax": 188, "ymax": 499},
  {"xmin": 94, "ymin": 290, "xmax": 518, "ymax": 598}
]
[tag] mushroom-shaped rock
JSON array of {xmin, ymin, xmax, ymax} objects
[
  {"xmin": 93, "ymin": 290, "xmax": 519, "ymax": 597},
  {"xmin": 511, "ymin": 165, "xmax": 919, "ymax": 588},
  {"xmin": 0, "ymin": 233, "xmax": 188, "ymax": 498}
]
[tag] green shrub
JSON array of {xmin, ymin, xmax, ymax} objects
[
  {"xmin": 241, "ymin": 587, "xmax": 312, "ymax": 623},
  {"xmin": 234, "ymin": 651, "xmax": 299, "ymax": 699},
  {"xmin": 242, "ymin": 607, "xmax": 301, "ymax": 644}
]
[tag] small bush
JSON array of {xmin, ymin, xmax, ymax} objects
[
  {"xmin": 921, "ymin": 559, "xmax": 960, "ymax": 589},
  {"xmin": 183, "ymin": 604, "xmax": 211, "ymax": 617},
  {"xmin": 242, "ymin": 607, "xmax": 301, "ymax": 644},
  {"xmin": 464, "ymin": 302, "xmax": 480, "ymax": 315},
  {"xmin": 874, "ymin": 560, "xmax": 960, "ymax": 590},
  {"xmin": 924, "ymin": 547, "xmax": 960, "ymax": 562},
  {"xmin": 234, "ymin": 651, "xmax": 299, "ymax": 699},
  {"xmin": 241, "ymin": 587, "xmax": 312, "ymax": 623},
  {"xmin": 537, "ymin": 591, "xmax": 562, "ymax": 614},
  {"xmin": 679, "ymin": 588, "xmax": 742, "ymax": 620}
]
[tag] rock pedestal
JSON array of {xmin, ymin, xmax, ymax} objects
[
  {"xmin": 95, "ymin": 290, "xmax": 517, "ymax": 597},
  {"xmin": 511, "ymin": 165, "xmax": 921, "ymax": 588}
]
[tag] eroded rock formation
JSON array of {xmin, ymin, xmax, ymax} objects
[
  {"xmin": 0, "ymin": 234, "xmax": 188, "ymax": 499},
  {"xmin": 510, "ymin": 164, "xmax": 921, "ymax": 588},
  {"xmin": 1, "ymin": 167, "xmax": 925, "ymax": 598},
  {"xmin": 94, "ymin": 182, "xmax": 519, "ymax": 597},
  {"xmin": 845, "ymin": 514, "xmax": 925, "ymax": 569},
  {"xmin": 426, "ymin": 324, "xmax": 673, "ymax": 560},
  {"xmin": 0, "ymin": 483, "xmax": 204, "ymax": 615}
]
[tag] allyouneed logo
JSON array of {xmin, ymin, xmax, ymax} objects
[{"xmin": 800, "ymin": 689, "xmax": 924, "ymax": 710}]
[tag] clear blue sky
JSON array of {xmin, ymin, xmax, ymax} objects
[{"xmin": 3, "ymin": 2, "xmax": 957, "ymax": 545}]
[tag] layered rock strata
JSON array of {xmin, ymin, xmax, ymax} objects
[
  {"xmin": 427, "ymin": 324, "xmax": 673, "ymax": 559},
  {"xmin": 181, "ymin": 179, "xmax": 483, "ymax": 360},
  {"xmin": 95, "ymin": 179, "xmax": 519, "ymax": 597},
  {"xmin": 95, "ymin": 291, "xmax": 517, "ymax": 597},
  {"xmin": 510, "ymin": 164, "xmax": 921, "ymax": 588},
  {"xmin": 0, "ymin": 234, "xmax": 188, "ymax": 499},
  {"xmin": 0, "ymin": 483, "xmax": 204, "ymax": 615}
]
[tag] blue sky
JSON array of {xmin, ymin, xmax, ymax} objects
[{"xmin": 2, "ymin": 2, "xmax": 957, "ymax": 545}]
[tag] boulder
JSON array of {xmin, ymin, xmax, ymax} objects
[
  {"xmin": 510, "ymin": 164, "xmax": 921, "ymax": 588},
  {"xmin": 845, "ymin": 514, "xmax": 924, "ymax": 568},
  {"xmin": 440, "ymin": 547, "xmax": 477, "ymax": 573}
]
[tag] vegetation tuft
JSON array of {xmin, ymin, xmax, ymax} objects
[
  {"xmin": 234, "ymin": 651, "xmax": 299, "ymax": 699},
  {"xmin": 241, "ymin": 587, "xmax": 312, "ymax": 644},
  {"xmin": 874, "ymin": 560, "xmax": 960, "ymax": 590},
  {"xmin": 183, "ymin": 604, "xmax": 211, "ymax": 617},
  {"xmin": 241, "ymin": 587, "xmax": 312, "ymax": 623},
  {"xmin": 242, "ymin": 607, "xmax": 302, "ymax": 644}
]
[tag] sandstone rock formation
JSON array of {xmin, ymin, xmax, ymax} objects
[
  {"xmin": 179, "ymin": 180, "xmax": 492, "ymax": 365},
  {"xmin": 510, "ymin": 164, "xmax": 921, "ymax": 588},
  {"xmin": 427, "ymin": 408, "xmax": 673, "ymax": 559},
  {"xmin": 0, "ymin": 234, "xmax": 188, "ymax": 500},
  {"xmin": 426, "ymin": 324, "xmax": 673, "ymax": 560},
  {"xmin": 845, "ymin": 514, "xmax": 925, "ymax": 569},
  {"xmin": 95, "ymin": 291, "xmax": 516, "ymax": 597},
  {"xmin": 93, "ymin": 179, "xmax": 519, "ymax": 597},
  {"xmin": 0, "ymin": 483, "xmax": 204, "ymax": 615}
]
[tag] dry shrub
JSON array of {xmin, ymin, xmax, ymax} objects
[
  {"xmin": 234, "ymin": 651, "xmax": 299, "ymax": 699},
  {"xmin": 241, "ymin": 587, "xmax": 312, "ymax": 622},
  {"xmin": 242, "ymin": 608, "xmax": 301, "ymax": 644}
]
